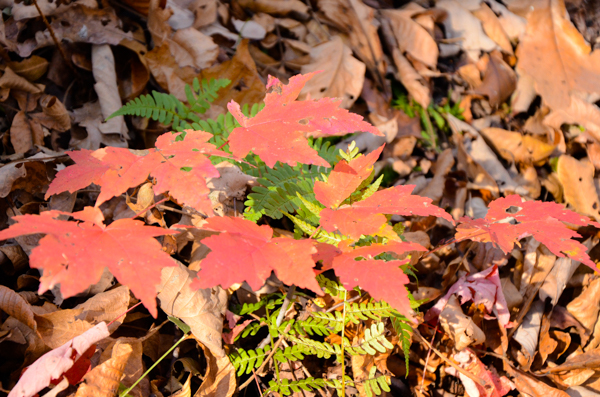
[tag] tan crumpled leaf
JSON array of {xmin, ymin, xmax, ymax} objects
[
  {"xmin": 194, "ymin": 339, "xmax": 236, "ymax": 397},
  {"xmin": 199, "ymin": 39, "xmax": 265, "ymax": 110},
  {"xmin": 556, "ymin": 155, "xmax": 600, "ymax": 222},
  {"xmin": 512, "ymin": 300, "xmax": 544, "ymax": 368},
  {"xmin": 10, "ymin": 111, "xmax": 45, "ymax": 154},
  {"xmin": 318, "ymin": 0, "xmax": 385, "ymax": 78},
  {"xmin": 30, "ymin": 95, "xmax": 71, "ymax": 132},
  {"xmin": 75, "ymin": 341, "xmax": 133, "ymax": 397},
  {"xmin": 511, "ymin": 70, "xmax": 537, "ymax": 115},
  {"xmin": 298, "ymin": 36, "xmax": 365, "ymax": 109},
  {"xmin": 540, "ymin": 257, "xmax": 582, "ymax": 306},
  {"xmin": 473, "ymin": 2, "xmax": 513, "ymax": 55},
  {"xmin": 391, "ymin": 50, "xmax": 430, "ymax": 108},
  {"xmin": 99, "ymin": 338, "xmax": 147, "ymax": 397},
  {"xmin": 474, "ymin": 50, "xmax": 516, "ymax": 108},
  {"xmin": 145, "ymin": 44, "xmax": 197, "ymax": 101},
  {"xmin": 172, "ymin": 28, "xmax": 219, "ymax": 69},
  {"xmin": 507, "ymin": 366, "xmax": 570, "ymax": 397},
  {"xmin": 545, "ymin": 94, "xmax": 600, "ymax": 142},
  {"xmin": 0, "ymin": 161, "xmax": 27, "ymax": 198},
  {"xmin": 17, "ymin": 5, "xmax": 133, "ymax": 58},
  {"xmin": 516, "ymin": 0, "xmax": 600, "ymax": 110},
  {"xmin": 0, "ymin": 285, "xmax": 36, "ymax": 331},
  {"xmin": 567, "ymin": 277, "xmax": 600, "ymax": 339},
  {"xmin": 237, "ymin": 0, "xmax": 308, "ymax": 18},
  {"xmin": 479, "ymin": 127, "xmax": 555, "ymax": 164},
  {"xmin": 0, "ymin": 67, "xmax": 42, "ymax": 93},
  {"xmin": 437, "ymin": 0, "xmax": 497, "ymax": 61},
  {"xmin": 418, "ymin": 148, "xmax": 454, "ymax": 203},
  {"xmin": 69, "ymin": 101, "xmax": 128, "ymax": 149},
  {"xmin": 487, "ymin": 0, "xmax": 526, "ymax": 41},
  {"xmin": 207, "ymin": 162, "xmax": 256, "ymax": 217},
  {"xmin": 92, "ymin": 44, "xmax": 129, "ymax": 140},
  {"xmin": 157, "ymin": 261, "xmax": 228, "ymax": 357},
  {"xmin": 73, "ymin": 286, "xmax": 131, "ymax": 333},
  {"xmin": 8, "ymin": 55, "xmax": 49, "ymax": 81},
  {"xmin": 439, "ymin": 295, "xmax": 485, "ymax": 351},
  {"xmin": 34, "ymin": 310, "xmax": 94, "ymax": 350},
  {"xmin": 382, "ymin": 6, "xmax": 438, "ymax": 69}
]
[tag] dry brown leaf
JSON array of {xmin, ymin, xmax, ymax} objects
[
  {"xmin": 0, "ymin": 285, "xmax": 36, "ymax": 331},
  {"xmin": 487, "ymin": 0, "xmax": 526, "ymax": 40},
  {"xmin": 391, "ymin": 50, "xmax": 430, "ymax": 108},
  {"xmin": 351, "ymin": 346, "xmax": 376, "ymax": 397},
  {"xmin": 556, "ymin": 155, "xmax": 600, "ymax": 222},
  {"xmin": 473, "ymin": 2, "xmax": 513, "ymax": 55},
  {"xmin": 507, "ymin": 366, "xmax": 570, "ymax": 397},
  {"xmin": 0, "ymin": 67, "xmax": 42, "ymax": 94},
  {"xmin": 195, "ymin": 339, "xmax": 236, "ymax": 397},
  {"xmin": 0, "ymin": 162, "xmax": 27, "ymax": 198},
  {"xmin": 318, "ymin": 0, "xmax": 385, "ymax": 78},
  {"xmin": 418, "ymin": 149, "xmax": 454, "ymax": 203},
  {"xmin": 439, "ymin": 295, "xmax": 486, "ymax": 351},
  {"xmin": 458, "ymin": 63, "xmax": 483, "ymax": 88},
  {"xmin": 174, "ymin": 374, "xmax": 193, "ymax": 397},
  {"xmin": 92, "ymin": 44, "xmax": 129, "ymax": 140},
  {"xmin": 511, "ymin": 70, "xmax": 537, "ymax": 115},
  {"xmin": 75, "ymin": 341, "xmax": 133, "ymax": 397},
  {"xmin": 99, "ymin": 338, "xmax": 148, "ymax": 397},
  {"xmin": 237, "ymin": 0, "xmax": 308, "ymax": 18},
  {"xmin": 29, "ymin": 95, "xmax": 71, "ymax": 132},
  {"xmin": 172, "ymin": 27, "xmax": 219, "ymax": 69},
  {"xmin": 516, "ymin": 0, "xmax": 600, "ymax": 110},
  {"xmin": 8, "ymin": 55, "xmax": 49, "ymax": 81},
  {"xmin": 437, "ymin": 0, "xmax": 497, "ymax": 61},
  {"xmin": 480, "ymin": 127, "xmax": 555, "ymax": 164},
  {"xmin": 512, "ymin": 300, "xmax": 544, "ymax": 368},
  {"xmin": 73, "ymin": 286, "xmax": 131, "ymax": 333},
  {"xmin": 298, "ymin": 36, "xmax": 365, "ymax": 109},
  {"xmin": 145, "ymin": 44, "xmax": 197, "ymax": 101},
  {"xmin": 17, "ymin": 5, "xmax": 133, "ymax": 58},
  {"xmin": 474, "ymin": 50, "xmax": 516, "ymax": 108},
  {"xmin": 119, "ymin": 28, "xmax": 151, "ymax": 101},
  {"xmin": 157, "ymin": 261, "xmax": 228, "ymax": 357},
  {"xmin": 10, "ymin": 111, "xmax": 45, "ymax": 154},
  {"xmin": 540, "ymin": 256, "xmax": 582, "ymax": 305},
  {"xmin": 206, "ymin": 162, "xmax": 256, "ymax": 217},
  {"xmin": 69, "ymin": 101, "xmax": 128, "ymax": 149},
  {"xmin": 568, "ymin": 277, "xmax": 600, "ymax": 339},
  {"xmin": 542, "ymin": 349, "xmax": 600, "ymax": 374},
  {"xmin": 199, "ymin": 39, "xmax": 266, "ymax": 110},
  {"xmin": 34, "ymin": 309, "xmax": 93, "ymax": 349},
  {"xmin": 545, "ymin": 94, "xmax": 600, "ymax": 142},
  {"xmin": 381, "ymin": 6, "xmax": 438, "ymax": 69}
]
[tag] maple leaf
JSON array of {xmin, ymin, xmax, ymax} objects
[
  {"xmin": 319, "ymin": 185, "xmax": 455, "ymax": 239},
  {"xmin": 227, "ymin": 72, "xmax": 382, "ymax": 168},
  {"xmin": 0, "ymin": 206, "xmax": 177, "ymax": 317},
  {"xmin": 331, "ymin": 241, "xmax": 427, "ymax": 322},
  {"xmin": 455, "ymin": 195, "xmax": 599, "ymax": 269},
  {"xmin": 46, "ymin": 130, "xmax": 228, "ymax": 215},
  {"xmin": 314, "ymin": 145, "xmax": 384, "ymax": 209},
  {"xmin": 191, "ymin": 216, "xmax": 321, "ymax": 294}
]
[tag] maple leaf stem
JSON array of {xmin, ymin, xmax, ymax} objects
[
  {"xmin": 131, "ymin": 197, "xmax": 169, "ymax": 219},
  {"xmin": 217, "ymin": 140, "xmax": 230, "ymax": 151}
]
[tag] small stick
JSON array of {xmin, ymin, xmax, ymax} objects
[{"xmin": 31, "ymin": 0, "xmax": 77, "ymax": 75}]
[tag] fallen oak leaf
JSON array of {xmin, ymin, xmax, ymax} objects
[{"xmin": 0, "ymin": 207, "xmax": 177, "ymax": 317}]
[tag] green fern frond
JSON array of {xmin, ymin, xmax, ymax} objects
[
  {"xmin": 237, "ymin": 321, "xmax": 263, "ymax": 341},
  {"xmin": 296, "ymin": 193, "xmax": 324, "ymax": 217},
  {"xmin": 363, "ymin": 367, "xmax": 391, "ymax": 397},
  {"xmin": 283, "ymin": 315, "xmax": 334, "ymax": 337},
  {"xmin": 345, "ymin": 301, "xmax": 397, "ymax": 324},
  {"xmin": 286, "ymin": 335, "xmax": 341, "ymax": 359},
  {"xmin": 317, "ymin": 275, "xmax": 347, "ymax": 297},
  {"xmin": 108, "ymin": 91, "xmax": 191, "ymax": 130},
  {"xmin": 346, "ymin": 322, "xmax": 393, "ymax": 355},
  {"xmin": 273, "ymin": 344, "xmax": 306, "ymax": 362},
  {"xmin": 286, "ymin": 214, "xmax": 345, "ymax": 245},
  {"xmin": 229, "ymin": 345, "xmax": 271, "ymax": 376},
  {"xmin": 390, "ymin": 313, "xmax": 413, "ymax": 372},
  {"xmin": 185, "ymin": 77, "xmax": 230, "ymax": 114}
]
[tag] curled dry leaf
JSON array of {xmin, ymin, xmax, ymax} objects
[
  {"xmin": 74, "ymin": 340, "xmax": 133, "ymax": 397},
  {"xmin": 545, "ymin": 94, "xmax": 600, "ymax": 142},
  {"xmin": 381, "ymin": 6, "xmax": 439, "ymax": 68},
  {"xmin": 157, "ymin": 261, "xmax": 228, "ymax": 357},
  {"xmin": 195, "ymin": 340, "xmax": 237, "ymax": 397},
  {"xmin": 35, "ymin": 95, "xmax": 71, "ymax": 132},
  {"xmin": 540, "ymin": 256, "xmax": 582, "ymax": 305},
  {"xmin": 391, "ymin": 50, "xmax": 430, "ymax": 108},
  {"xmin": 473, "ymin": 2, "xmax": 513, "ymax": 55},
  {"xmin": 516, "ymin": 0, "xmax": 600, "ymax": 110},
  {"xmin": 237, "ymin": 0, "xmax": 308, "ymax": 18},
  {"xmin": 479, "ymin": 127, "xmax": 555, "ymax": 165},
  {"xmin": 507, "ymin": 366, "xmax": 570, "ymax": 397},
  {"xmin": 474, "ymin": 51, "xmax": 517, "ymax": 108},
  {"xmin": 439, "ymin": 295, "xmax": 486, "ymax": 351},
  {"xmin": 10, "ymin": 111, "xmax": 45, "ymax": 154},
  {"xmin": 99, "ymin": 338, "xmax": 147, "ymax": 397},
  {"xmin": 0, "ymin": 66, "xmax": 42, "ymax": 93},
  {"xmin": 8, "ymin": 322, "xmax": 110, "ymax": 397},
  {"xmin": 418, "ymin": 148, "xmax": 454, "ymax": 203},
  {"xmin": 0, "ymin": 284, "xmax": 36, "ymax": 331},
  {"xmin": 299, "ymin": 36, "xmax": 366, "ymax": 109},
  {"xmin": 73, "ymin": 286, "xmax": 131, "ymax": 333},
  {"xmin": 567, "ymin": 277, "xmax": 600, "ymax": 338},
  {"xmin": 512, "ymin": 300, "xmax": 544, "ymax": 368},
  {"xmin": 445, "ymin": 349, "xmax": 514, "ymax": 397},
  {"xmin": 557, "ymin": 155, "xmax": 600, "ymax": 222},
  {"xmin": 8, "ymin": 55, "xmax": 49, "ymax": 81},
  {"xmin": 0, "ymin": 161, "xmax": 27, "ymax": 198}
]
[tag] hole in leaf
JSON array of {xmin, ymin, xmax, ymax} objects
[{"xmin": 506, "ymin": 206, "xmax": 521, "ymax": 214}]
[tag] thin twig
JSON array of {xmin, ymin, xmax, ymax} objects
[
  {"xmin": 31, "ymin": 0, "xmax": 77, "ymax": 75},
  {"xmin": 419, "ymin": 324, "xmax": 438, "ymax": 394},
  {"xmin": 326, "ymin": 294, "xmax": 362, "ymax": 313},
  {"xmin": 258, "ymin": 285, "xmax": 296, "ymax": 349}
]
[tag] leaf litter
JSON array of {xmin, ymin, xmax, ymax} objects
[{"xmin": 3, "ymin": 0, "xmax": 600, "ymax": 396}]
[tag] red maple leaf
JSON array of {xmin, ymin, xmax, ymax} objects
[
  {"xmin": 455, "ymin": 195, "xmax": 599, "ymax": 269},
  {"xmin": 331, "ymin": 241, "xmax": 427, "ymax": 322},
  {"xmin": 227, "ymin": 72, "xmax": 382, "ymax": 168},
  {"xmin": 191, "ymin": 216, "xmax": 322, "ymax": 294},
  {"xmin": 314, "ymin": 145, "xmax": 384, "ymax": 209},
  {"xmin": 0, "ymin": 206, "xmax": 177, "ymax": 317},
  {"xmin": 45, "ymin": 130, "xmax": 228, "ymax": 216},
  {"xmin": 319, "ymin": 185, "xmax": 455, "ymax": 239}
]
